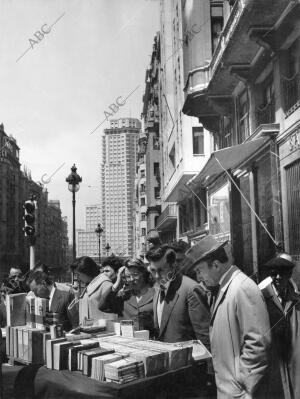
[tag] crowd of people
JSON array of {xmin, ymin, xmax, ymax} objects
[{"xmin": 1, "ymin": 236, "xmax": 300, "ymax": 399}]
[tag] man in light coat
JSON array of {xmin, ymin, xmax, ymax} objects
[{"xmin": 186, "ymin": 236, "xmax": 271, "ymax": 399}]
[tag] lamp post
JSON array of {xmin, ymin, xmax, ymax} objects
[
  {"xmin": 105, "ymin": 242, "xmax": 111, "ymax": 257},
  {"xmin": 95, "ymin": 223, "xmax": 104, "ymax": 266},
  {"xmin": 66, "ymin": 164, "xmax": 82, "ymax": 283}
]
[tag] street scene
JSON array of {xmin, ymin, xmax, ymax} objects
[{"xmin": 0, "ymin": 0, "xmax": 300, "ymax": 398}]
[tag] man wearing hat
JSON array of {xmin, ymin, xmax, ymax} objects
[
  {"xmin": 259, "ymin": 253, "xmax": 300, "ymax": 399},
  {"xmin": 186, "ymin": 235, "xmax": 271, "ymax": 399}
]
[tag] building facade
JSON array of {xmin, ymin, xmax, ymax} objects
[
  {"xmin": 135, "ymin": 33, "xmax": 162, "ymax": 257},
  {"xmin": 101, "ymin": 118, "xmax": 140, "ymax": 258},
  {"xmin": 182, "ymin": 0, "xmax": 300, "ymax": 281},
  {"xmin": 77, "ymin": 204, "xmax": 102, "ymax": 261},
  {"xmin": 0, "ymin": 124, "xmax": 68, "ymax": 279},
  {"xmin": 157, "ymin": 0, "xmax": 214, "ymax": 244}
]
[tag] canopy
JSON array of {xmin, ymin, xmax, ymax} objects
[{"xmin": 190, "ymin": 137, "xmax": 270, "ymax": 187}]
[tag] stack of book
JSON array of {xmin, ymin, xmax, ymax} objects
[
  {"xmin": 81, "ymin": 347, "xmax": 115, "ymax": 376},
  {"xmin": 104, "ymin": 358, "xmax": 145, "ymax": 383},
  {"xmin": 91, "ymin": 353, "xmax": 123, "ymax": 381},
  {"xmin": 129, "ymin": 350, "xmax": 168, "ymax": 377},
  {"xmin": 6, "ymin": 325, "xmax": 48, "ymax": 364},
  {"xmin": 130, "ymin": 340, "xmax": 193, "ymax": 370},
  {"xmin": 68, "ymin": 340, "xmax": 100, "ymax": 371}
]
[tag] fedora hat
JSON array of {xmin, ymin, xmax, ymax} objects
[
  {"xmin": 263, "ymin": 253, "xmax": 295, "ymax": 270},
  {"xmin": 186, "ymin": 235, "xmax": 228, "ymax": 267}
]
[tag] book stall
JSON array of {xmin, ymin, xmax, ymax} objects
[{"xmin": 3, "ymin": 293, "xmax": 211, "ymax": 399}]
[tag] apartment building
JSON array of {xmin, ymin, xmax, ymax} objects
[{"xmin": 182, "ymin": 0, "xmax": 300, "ymax": 280}]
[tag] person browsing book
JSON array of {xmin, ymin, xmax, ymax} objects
[{"xmin": 27, "ymin": 271, "xmax": 74, "ymax": 331}]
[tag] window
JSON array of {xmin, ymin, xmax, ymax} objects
[
  {"xmin": 153, "ymin": 162, "xmax": 160, "ymax": 177},
  {"xmin": 192, "ymin": 127, "xmax": 204, "ymax": 155},
  {"xmin": 154, "ymin": 187, "xmax": 160, "ymax": 199},
  {"xmin": 256, "ymin": 75, "xmax": 275, "ymax": 126},
  {"xmin": 141, "ymin": 228, "xmax": 146, "ymax": 236},
  {"xmin": 237, "ymin": 90, "xmax": 250, "ymax": 143},
  {"xmin": 141, "ymin": 197, "xmax": 146, "ymax": 206},
  {"xmin": 281, "ymin": 39, "xmax": 300, "ymax": 114},
  {"xmin": 219, "ymin": 117, "xmax": 232, "ymax": 149},
  {"xmin": 153, "ymin": 136, "xmax": 160, "ymax": 150},
  {"xmin": 141, "ymin": 213, "xmax": 146, "ymax": 221},
  {"xmin": 211, "ymin": 3, "xmax": 224, "ymax": 53},
  {"xmin": 140, "ymin": 170, "xmax": 145, "ymax": 178}
]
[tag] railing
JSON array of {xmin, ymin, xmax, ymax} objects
[
  {"xmin": 281, "ymin": 72, "xmax": 300, "ymax": 115},
  {"xmin": 156, "ymin": 204, "xmax": 177, "ymax": 227},
  {"xmin": 255, "ymin": 98, "xmax": 275, "ymax": 127},
  {"xmin": 210, "ymin": 0, "xmax": 243, "ymax": 78}
]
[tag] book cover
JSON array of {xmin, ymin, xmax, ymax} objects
[
  {"xmin": 82, "ymin": 347, "xmax": 115, "ymax": 376},
  {"xmin": 53, "ymin": 341, "xmax": 73, "ymax": 370},
  {"xmin": 46, "ymin": 337, "xmax": 66, "ymax": 369},
  {"xmin": 6, "ymin": 293, "xmax": 27, "ymax": 327}
]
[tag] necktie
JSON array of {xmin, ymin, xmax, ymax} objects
[
  {"xmin": 159, "ymin": 287, "xmax": 166, "ymax": 303},
  {"xmin": 208, "ymin": 284, "xmax": 220, "ymax": 309}
]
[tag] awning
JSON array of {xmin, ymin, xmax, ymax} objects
[{"xmin": 189, "ymin": 137, "xmax": 271, "ymax": 187}]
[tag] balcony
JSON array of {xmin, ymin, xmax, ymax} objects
[
  {"xmin": 255, "ymin": 98, "xmax": 275, "ymax": 127},
  {"xmin": 156, "ymin": 204, "xmax": 177, "ymax": 231},
  {"xmin": 281, "ymin": 72, "xmax": 300, "ymax": 116}
]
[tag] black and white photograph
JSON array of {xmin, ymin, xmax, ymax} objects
[{"xmin": 0, "ymin": 0, "xmax": 299, "ymax": 398}]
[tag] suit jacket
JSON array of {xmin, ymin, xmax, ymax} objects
[
  {"xmin": 121, "ymin": 287, "xmax": 155, "ymax": 336},
  {"xmin": 210, "ymin": 266, "xmax": 271, "ymax": 399},
  {"xmin": 261, "ymin": 280, "xmax": 300, "ymax": 399},
  {"xmin": 153, "ymin": 274, "xmax": 210, "ymax": 347},
  {"xmin": 50, "ymin": 287, "xmax": 74, "ymax": 331}
]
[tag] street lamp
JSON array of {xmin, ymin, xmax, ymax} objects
[
  {"xmin": 105, "ymin": 242, "xmax": 111, "ymax": 257},
  {"xmin": 95, "ymin": 223, "xmax": 104, "ymax": 265},
  {"xmin": 66, "ymin": 164, "xmax": 82, "ymax": 282}
]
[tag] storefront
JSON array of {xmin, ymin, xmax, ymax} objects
[
  {"xmin": 278, "ymin": 122, "xmax": 300, "ymax": 285},
  {"xmin": 187, "ymin": 136, "xmax": 282, "ymax": 278}
]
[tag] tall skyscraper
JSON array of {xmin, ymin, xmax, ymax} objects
[{"xmin": 101, "ymin": 118, "xmax": 141, "ymax": 257}]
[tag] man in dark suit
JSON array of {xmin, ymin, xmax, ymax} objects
[
  {"xmin": 146, "ymin": 245, "xmax": 210, "ymax": 348},
  {"xmin": 27, "ymin": 271, "xmax": 74, "ymax": 331},
  {"xmin": 260, "ymin": 253, "xmax": 300, "ymax": 399}
]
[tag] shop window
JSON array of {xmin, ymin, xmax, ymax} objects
[
  {"xmin": 256, "ymin": 75, "xmax": 275, "ymax": 126},
  {"xmin": 208, "ymin": 183, "xmax": 230, "ymax": 240},
  {"xmin": 211, "ymin": 3, "xmax": 224, "ymax": 54},
  {"xmin": 237, "ymin": 90, "xmax": 250, "ymax": 144},
  {"xmin": 192, "ymin": 127, "xmax": 204, "ymax": 155}
]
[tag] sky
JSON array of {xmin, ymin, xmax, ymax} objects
[{"xmin": 0, "ymin": 0, "xmax": 160, "ymax": 237}]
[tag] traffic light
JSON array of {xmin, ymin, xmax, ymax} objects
[{"xmin": 23, "ymin": 199, "xmax": 36, "ymax": 244}]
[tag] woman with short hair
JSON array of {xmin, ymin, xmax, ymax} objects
[
  {"xmin": 107, "ymin": 258, "xmax": 155, "ymax": 336},
  {"xmin": 68, "ymin": 255, "xmax": 123, "ymax": 326}
]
